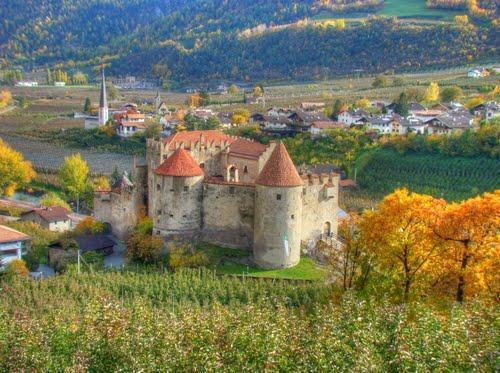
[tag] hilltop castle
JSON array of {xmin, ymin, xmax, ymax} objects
[{"xmin": 95, "ymin": 130, "xmax": 339, "ymax": 269}]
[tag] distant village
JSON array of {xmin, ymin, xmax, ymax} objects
[{"xmin": 79, "ymin": 69, "xmax": 499, "ymax": 141}]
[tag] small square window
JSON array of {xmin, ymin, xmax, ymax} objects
[
  {"xmin": 183, "ymin": 186, "xmax": 189, "ymax": 192},
  {"xmin": 291, "ymin": 214, "xmax": 295, "ymax": 219},
  {"xmin": 169, "ymin": 214, "xmax": 174, "ymax": 218},
  {"xmin": 229, "ymin": 187, "xmax": 235, "ymax": 194},
  {"xmin": 277, "ymin": 194, "xmax": 282, "ymax": 200}
]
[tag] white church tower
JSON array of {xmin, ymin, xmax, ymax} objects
[{"xmin": 98, "ymin": 68, "xmax": 109, "ymax": 126}]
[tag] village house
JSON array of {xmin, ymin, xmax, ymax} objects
[
  {"xmin": 467, "ymin": 67, "xmax": 490, "ymax": 78},
  {"xmin": 310, "ymin": 121, "xmax": 346, "ymax": 136},
  {"xmin": 425, "ymin": 112, "xmax": 474, "ymax": 135},
  {"xmin": 0, "ymin": 225, "xmax": 31, "ymax": 268},
  {"xmin": 367, "ymin": 114, "xmax": 403, "ymax": 135},
  {"xmin": 21, "ymin": 206, "xmax": 72, "ymax": 232},
  {"xmin": 338, "ymin": 108, "xmax": 369, "ymax": 126}
]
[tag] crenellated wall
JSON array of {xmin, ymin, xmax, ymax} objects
[{"xmin": 301, "ymin": 172, "xmax": 339, "ymax": 248}]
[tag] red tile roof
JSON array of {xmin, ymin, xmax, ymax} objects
[
  {"xmin": 154, "ymin": 148, "xmax": 204, "ymax": 177},
  {"xmin": 163, "ymin": 130, "xmax": 235, "ymax": 151},
  {"xmin": 0, "ymin": 225, "xmax": 31, "ymax": 244},
  {"xmin": 229, "ymin": 138, "xmax": 268, "ymax": 159},
  {"xmin": 22, "ymin": 206, "xmax": 70, "ymax": 223},
  {"xmin": 255, "ymin": 143, "xmax": 303, "ymax": 187}
]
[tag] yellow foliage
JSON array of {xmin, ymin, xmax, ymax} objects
[
  {"xmin": 465, "ymin": 96, "xmax": 484, "ymax": 109},
  {"xmin": 424, "ymin": 82, "xmax": 440, "ymax": 102},
  {"xmin": 92, "ymin": 176, "xmax": 110, "ymax": 192},
  {"xmin": 0, "ymin": 139, "xmax": 36, "ymax": 197},
  {"xmin": 4, "ymin": 259, "xmax": 29, "ymax": 277},
  {"xmin": 0, "ymin": 90, "xmax": 12, "ymax": 108},
  {"xmin": 454, "ymin": 15, "xmax": 469, "ymax": 25},
  {"xmin": 58, "ymin": 153, "xmax": 89, "ymax": 199},
  {"xmin": 75, "ymin": 217, "xmax": 105, "ymax": 236},
  {"xmin": 40, "ymin": 193, "xmax": 70, "ymax": 210},
  {"xmin": 356, "ymin": 98, "xmax": 370, "ymax": 109}
]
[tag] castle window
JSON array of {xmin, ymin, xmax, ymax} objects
[
  {"xmin": 183, "ymin": 214, "xmax": 187, "ymax": 218},
  {"xmin": 184, "ymin": 186, "xmax": 189, "ymax": 192},
  {"xmin": 157, "ymin": 184, "xmax": 161, "ymax": 191},
  {"xmin": 169, "ymin": 214, "xmax": 173, "ymax": 218},
  {"xmin": 157, "ymin": 210, "xmax": 162, "ymax": 215},
  {"xmin": 291, "ymin": 214, "xmax": 295, "ymax": 219},
  {"xmin": 229, "ymin": 187, "xmax": 235, "ymax": 194},
  {"xmin": 200, "ymin": 163, "xmax": 205, "ymax": 169},
  {"xmin": 276, "ymin": 194, "xmax": 282, "ymax": 200},
  {"xmin": 243, "ymin": 166, "xmax": 248, "ymax": 174},
  {"xmin": 170, "ymin": 189, "xmax": 174, "ymax": 192},
  {"xmin": 303, "ymin": 188, "xmax": 307, "ymax": 196}
]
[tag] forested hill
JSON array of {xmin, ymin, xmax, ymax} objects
[{"xmin": 0, "ymin": 0, "xmax": 498, "ymax": 82}]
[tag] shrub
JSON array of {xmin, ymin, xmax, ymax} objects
[
  {"xmin": 126, "ymin": 232, "xmax": 163, "ymax": 264},
  {"xmin": 74, "ymin": 217, "xmax": 105, "ymax": 235},
  {"xmin": 168, "ymin": 240, "xmax": 210, "ymax": 270},
  {"xmin": 3, "ymin": 259, "xmax": 29, "ymax": 278}
]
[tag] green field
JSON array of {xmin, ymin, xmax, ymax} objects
[
  {"xmin": 379, "ymin": 0, "xmax": 461, "ymax": 19},
  {"xmin": 356, "ymin": 149, "xmax": 500, "ymax": 202}
]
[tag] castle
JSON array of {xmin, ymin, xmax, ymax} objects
[{"xmin": 95, "ymin": 130, "xmax": 339, "ymax": 269}]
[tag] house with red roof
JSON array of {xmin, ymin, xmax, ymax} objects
[
  {"xmin": 0, "ymin": 225, "xmax": 31, "ymax": 268},
  {"xmin": 21, "ymin": 206, "xmax": 72, "ymax": 232}
]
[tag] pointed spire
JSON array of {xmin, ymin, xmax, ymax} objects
[
  {"xmin": 99, "ymin": 67, "xmax": 107, "ymax": 108},
  {"xmin": 256, "ymin": 143, "xmax": 303, "ymax": 187}
]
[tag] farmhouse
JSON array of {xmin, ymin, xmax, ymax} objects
[{"xmin": 21, "ymin": 206, "xmax": 71, "ymax": 232}]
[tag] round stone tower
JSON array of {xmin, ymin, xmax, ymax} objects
[
  {"xmin": 153, "ymin": 148, "xmax": 204, "ymax": 240},
  {"xmin": 253, "ymin": 143, "xmax": 303, "ymax": 269}
]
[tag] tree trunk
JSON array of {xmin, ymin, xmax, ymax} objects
[{"xmin": 456, "ymin": 244, "xmax": 470, "ymax": 302}]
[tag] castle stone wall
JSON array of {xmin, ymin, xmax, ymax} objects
[
  {"xmin": 201, "ymin": 183, "xmax": 255, "ymax": 250},
  {"xmin": 153, "ymin": 175, "xmax": 203, "ymax": 240},
  {"xmin": 94, "ymin": 190, "xmax": 138, "ymax": 240},
  {"xmin": 301, "ymin": 173, "xmax": 339, "ymax": 248},
  {"xmin": 253, "ymin": 185, "xmax": 302, "ymax": 269}
]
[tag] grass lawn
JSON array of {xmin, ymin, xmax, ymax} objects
[
  {"xmin": 197, "ymin": 243, "xmax": 328, "ymax": 281},
  {"xmin": 379, "ymin": 0, "xmax": 460, "ymax": 19}
]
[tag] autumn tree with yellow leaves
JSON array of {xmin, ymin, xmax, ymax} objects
[
  {"xmin": 360, "ymin": 189, "xmax": 446, "ymax": 301},
  {"xmin": 0, "ymin": 139, "xmax": 36, "ymax": 196},
  {"xmin": 434, "ymin": 191, "xmax": 499, "ymax": 302}
]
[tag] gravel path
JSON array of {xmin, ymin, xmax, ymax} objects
[{"xmin": 0, "ymin": 134, "xmax": 144, "ymax": 174}]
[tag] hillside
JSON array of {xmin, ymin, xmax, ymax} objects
[
  {"xmin": 1, "ymin": 0, "xmax": 498, "ymax": 82},
  {"xmin": 356, "ymin": 149, "xmax": 500, "ymax": 201}
]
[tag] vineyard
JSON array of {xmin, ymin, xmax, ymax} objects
[
  {"xmin": 0, "ymin": 270, "xmax": 498, "ymax": 371},
  {"xmin": 0, "ymin": 134, "xmax": 140, "ymax": 175},
  {"xmin": 356, "ymin": 149, "xmax": 500, "ymax": 201}
]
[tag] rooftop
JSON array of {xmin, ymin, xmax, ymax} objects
[
  {"xmin": 228, "ymin": 138, "xmax": 268, "ymax": 159},
  {"xmin": 155, "ymin": 148, "xmax": 205, "ymax": 177},
  {"xmin": 22, "ymin": 206, "xmax": 69, "ymax": 223},
  {"xmin": 0, "ymin": 225, "xmax": 31, "ymax": 244},
  {"xmin": 255, "ymin": 143, "xmax": 303, "ymax": 187}
]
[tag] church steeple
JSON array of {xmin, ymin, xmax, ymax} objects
[
  {"xmin": 98, "ymin": 67, "xmax": 109, "ymax": 126},
  {"xmin": 155, "ymin": 89, "xmax": 161, "ymax": 111}
]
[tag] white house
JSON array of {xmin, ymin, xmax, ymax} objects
[
  {"xmin": 338, "ymin": 109, "xmax": 368, "ymax": 126},
  {"xmin": 116, "ymin": 121, "xmax": 147, "ymax": 137},
  {"xmin": 20, "ymin": 206, "xmax": 72, "ymax": 232},
  {"xmin": 54, "ymin": 81, "xmax": 66, "ymax": 87},
  {"xmin": 15, "ymin": 81, "xmax": 38, "ymax": 87},
  {"xmin": 468, "ymin": 67, "xmax": 489, "ymax": 78},
  {"xmin": 0, "ymin": 225, "xmax": 31, "ymax": 268},
  {"xmin": 485, "ymin": 102, "xmax": 499, "ymax": 120}
]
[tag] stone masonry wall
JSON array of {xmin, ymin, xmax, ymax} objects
[{"xmin": 201, "ymin": 182, "xmax": 255, "ymax": 250}]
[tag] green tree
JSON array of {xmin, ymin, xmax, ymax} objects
[
  {"xmin": 395, "ymin": 92, "xmax": 409, "ymax": 117},
  {"xmin": 143, "ymin": 122, "xmax": 161, "ymax": 140},
  {"xmin": 204, "ymin": 116, "xmax": 220, "ymax": 130},
  {"xmin": 58, "ymin": 153, "xmax": 89, "ymax": 212},
  {"xmin": 440, "ymin": 86, "xmax": 464, "ymax": 102},
  {"xmin": 83, "ymin": 97, "xmax": 91, "ymax": 113},
  {"xmin": 46, "ymin": 68, "xmax": 52, "ymax": 85}
]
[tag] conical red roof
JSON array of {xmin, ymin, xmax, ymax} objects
[
  {"xmin": 256, "ymin": 143, "xmax": 303, "ymax": 187},
  {"xmin": 154, "ymin": 148, "xmax": 204, "ymax": 177}
]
